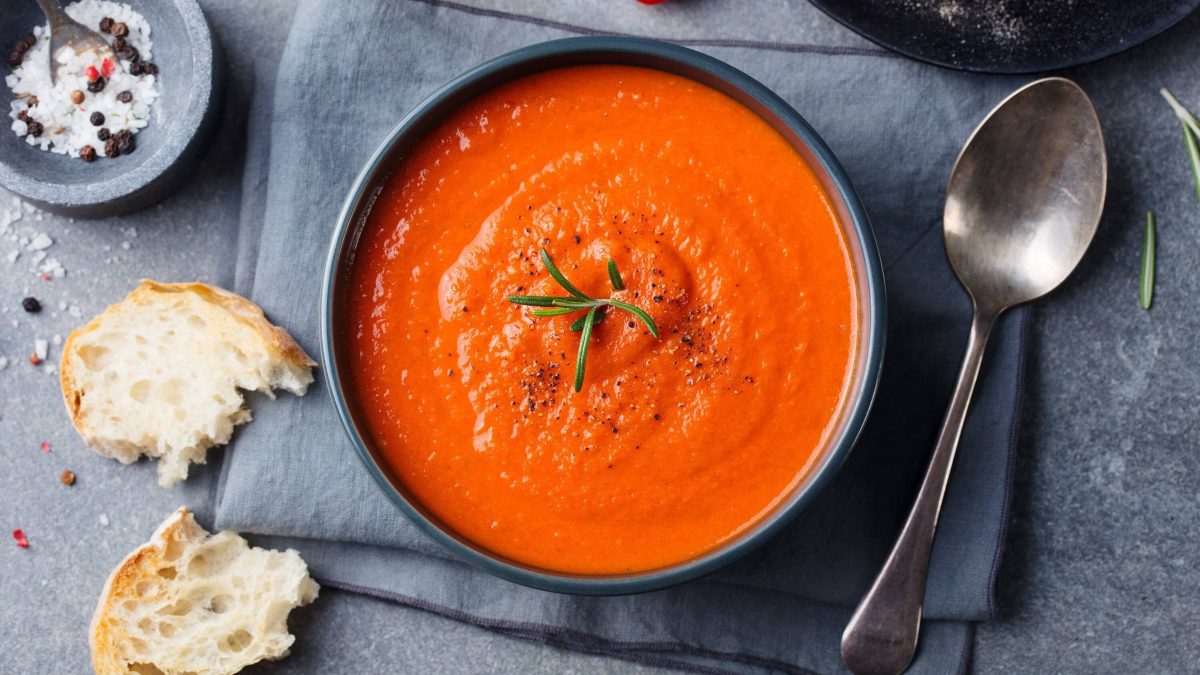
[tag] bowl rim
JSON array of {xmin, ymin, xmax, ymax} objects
[
  {"xmin": 0, "ymin": 0, "xmax": 216, "ymax": 214},
  {"xmin": 321, "ymin": 36, "xmax": 887, "ymax": 596}
]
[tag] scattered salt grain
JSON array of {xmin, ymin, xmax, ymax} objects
[
  {"xmin": 6, "ymin": 251, "xmax": 18, "ymax": 264},
  {"xmin": 33, "ymin": 339, "xmax": 48, "ymax": 362},
  {"xmin": 26, "ymin": 232, "xmax": 52, "ymax": 250},
  {"xmin": 120, "ymin": 240, "xmax": 131, "ymax": 250},
  {"xmin": 98, "ymin": 513, "xmax": 110, "ymax": 527},
  {"xmin": 0, "ymin": 357, "xmax": 8, "ymax": 370},
  {"xmin": 0, "ymin": 204, "xmax": 19, "ymax": 234},
  {"xmin": 43, "ymin": 364, "xmax": 56, "ymax": 375},
  {"xmin": 38, "ymin": 258, "xmax": 65, "ymax": 278},
  {"xmin": 68, "ymin": 305, "xmax": 81, "ymax": 318}
]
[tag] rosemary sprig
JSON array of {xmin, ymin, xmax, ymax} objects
[
  {"xmin": 1160, "ymin": 88, "xmax": 1200, "ymax": 201},
  {"xmin": 1140, "ymin": 210, "xmax": 1156, "ymax": 310},
  {"xmin": 575, "ymin": 306, "xmax": 599, "ymax": 391},
  {"xmin": 541, "ymin": 248, "xmax": 589, "ymax": 299},
  {"xmin": 507, "ymin": 249, "xmax": 660, "ymax": 392},
  {"xmin": 569, "ymin": 308, "xmax": 605, "ymax": 331},
  {"xmin": 607, "ymin": 259, "xmax": 625, "ymax": 290}
]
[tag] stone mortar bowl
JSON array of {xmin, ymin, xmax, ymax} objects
[{"xmin": 0, "ymin": 0, "xmax": 222, "ymax": 217}]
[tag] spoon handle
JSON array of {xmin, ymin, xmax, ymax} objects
[
  {"xmin": 35, "ymin": 0, "xmax": 71, "ymax": 28},
  {"xmin": 841, "ymin": 306, "xmax": 999, "ymax": 675}
]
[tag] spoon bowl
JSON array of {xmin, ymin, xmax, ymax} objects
[
  {"xmin": 945, "ymin": 77, "xmax": 1107, "ymax": 311},
  {"xmin": 34, "ymin": 0, "xmax": 117, "ymax": 85},
  {"xmin": 842, "ymin": 77, "xmax": 1105, "ymax": 675}
]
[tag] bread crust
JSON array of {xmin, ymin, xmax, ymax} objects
[
  {"xmin": 89, "ymin": 507, "xmax": 199, "ymax": 674},
  {"xmin": 59, "ymin": 280, "xmax": 316, "ymax": 463}
]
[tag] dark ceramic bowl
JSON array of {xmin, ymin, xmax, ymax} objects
[
  {"xmin": 322, "ymin": 37, "xmax": 886, "ymax": 595},
  {"xmin": 0, "ymin": 0, "xmax": 221, "ymax": 217}
]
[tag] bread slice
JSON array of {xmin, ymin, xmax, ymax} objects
[
  {"xmin": 90, "ymin": 507, "xmax": 320, "ymax": 675},
  {"xmin": 60, "ymin": 281, "xmax": 315, "ymax": 487}
]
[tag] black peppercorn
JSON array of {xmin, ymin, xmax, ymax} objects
[
  {"xmin": 16, "ymin": 111, "xmax": 29, "ymax": 123},
  {"xmin": 128, "ymin": 62, "xmax": 143, "ymax": 76},
  {"xmin": 7, "ymin": 52, "xmax": 22, "ymax": 68},
  {"xmin": 114, "ymin": 129, "xmax": 133, "ymax": 142},
  {"xmin": 87, "ymin": 77, "xmax": 106, "ymax": 93},
  {"xmin": 14, "ymin": 41, "xmax": 28, "ymax": 56},
  {"xmin": 25, "ymin": 121, "xmax": 42, "ymax": 137},
  {"xmin": 27, "ymin": 96, "xmax": 37, "ymax": 107},
  {"xmin": 22, "ymin": 34, "xmax": 36, "ymax": 50},
  {"xmin": 99, "ymin": 17, "xmax": 114, "ymax": 33},
  {"xmin": 116, "ymin": 133, "xmax": 135, "ymax": 155},
  {"xmin": 97, "ymin": 127, "xmax": 111, "ymax": 141},
  {"xmin": 118, "ymin": 45, "xmax": 139, "ymax": 64},
  {"xmin": 116, "ymin": 90, "xmax": 132, "ymax": 104},
  {"xmin": 104, "ymin": 137, "xmax": 120, "ymax": 157},
  {"xmin": 80, "ymin": 145, "xmax": 97, "ymax": 162},
  {"xmin": 89, "ymin": 111, "xmax": 105, "ymax": 126},
  {"xmin": 112, "ymin": 37, "xmax": 128, "ymax": 51},
  {"xmin": 111, "ymin": 22, "xmax": 129, "ymax": 38},
  {"xmin": 21, "ymin": 297, "xmax": 41, "ymax": 313},
  {"xmin": 142, "ymin": 62, "xmax": 157, "ymax": 76}
]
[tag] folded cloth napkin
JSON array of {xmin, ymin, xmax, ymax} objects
[{"xmin": 218, "ymin": 2, "xmax": 1028, "ymax": 672}]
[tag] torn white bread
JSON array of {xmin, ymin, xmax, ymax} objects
[
  {"xmin": 90, "ymin": 507, "xmax": 320, "ymax": 675},
  {"xmin": 61, "ymin": 280, "xmax": 315, "ymax": 487}
]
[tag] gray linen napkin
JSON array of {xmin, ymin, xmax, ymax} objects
[{"xmin": 217, "ymin": 2, "xmax": 1028, "ymax": 672}]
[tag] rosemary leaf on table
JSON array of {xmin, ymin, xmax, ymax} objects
[
  {"xmin": 1140, "ymin": 210, "xmax": 1156, "ymax": 310},
  {"xmin": 1160, "ymin": 88, "xmax": 1200, "ymax": 201}
]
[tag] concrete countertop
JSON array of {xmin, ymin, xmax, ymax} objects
[{"xmin": 2, "ymin": 1, "xmax": 1197, "ymax": 672}]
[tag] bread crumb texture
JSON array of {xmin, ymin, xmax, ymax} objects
[
  {"xmin": 60, "ymin": 281, "xmax": 316, "ymax": 487},
  {"xmin": 91, "ymin": 508, "xmax": 320, "ymax": 675}
]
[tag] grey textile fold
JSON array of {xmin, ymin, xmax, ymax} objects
[{"xmin": 217, "ymin": 2, "xmax": 1028, "ymax": 672}]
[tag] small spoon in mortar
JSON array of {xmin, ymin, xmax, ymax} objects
[
  {"xmin": 34, "ymin": 0, "xmax": 117, "ymax": 85},
  {"xmin": 841, "ymin": 77, "xmax": 1106, "ymax": 675}
]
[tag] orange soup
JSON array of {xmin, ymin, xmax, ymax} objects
[{"xmin": 346, "ymin": 65, "xmax": 858, "ymax": 574}]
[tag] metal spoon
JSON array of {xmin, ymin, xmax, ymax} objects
[
  {"xmin": 34, "ymin": 0, "xmax": 117, "ymax": 85},
  {"xmin": 841, "ymin": 77, "xmax": 1106, "ymax": 675}
]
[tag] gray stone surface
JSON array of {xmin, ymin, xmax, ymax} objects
[{"xmin": 1, "ymin": 0, "xmax": 1198, "ymax": 673}]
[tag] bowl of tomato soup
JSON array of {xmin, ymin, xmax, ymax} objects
[{"xmin": 322, "ymin": 37, "xmax": 885, "ymax": 594}]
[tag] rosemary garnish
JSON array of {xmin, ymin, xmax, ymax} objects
[
  {"xmin": 607, "ymin": 259, "xmax": 625, "ymax": 290},
  {"xmin": 508, "ymin": 248, "xmax": 660, "ymax": 392},
  {"xmin": 1140, "ymin": 210, "xmax": 1156, "ymax": 310}
]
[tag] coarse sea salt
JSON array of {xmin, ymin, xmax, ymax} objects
[
  {"xmin": 39, "ymin": 258, "xmax": 65, "ymax": 278},
  {"xmin": 27, "ymin": 232, "xmax": 52, "ymax": 250},
  {"xmin": 6, "ymin": 0, "xmax": 159, "ymax": 159}
]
